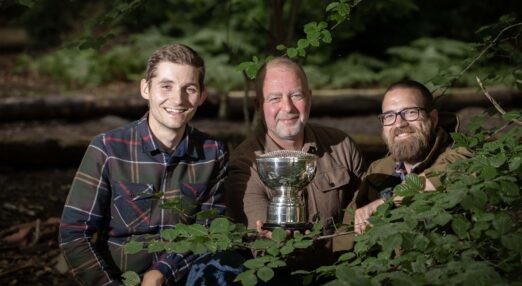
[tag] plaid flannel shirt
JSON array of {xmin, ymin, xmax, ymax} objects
[{"xmin": 59, "ymin": 115, "xmax": 227, "ymax": 285}]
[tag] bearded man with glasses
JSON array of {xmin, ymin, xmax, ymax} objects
[{"xmin": 333, "ymin": 80, "xmax": 472, "ymax": 251}]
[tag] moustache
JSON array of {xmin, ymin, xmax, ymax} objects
[{"xmin": 392, "ymin": 126, "xmax": 417, "ymax": 137}]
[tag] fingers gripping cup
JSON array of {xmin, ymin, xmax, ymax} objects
[{"xmin": 255, "ymin": 150, "xmax": 317, "ymax": 231}]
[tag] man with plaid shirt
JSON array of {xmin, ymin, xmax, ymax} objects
[{"xmin": 59, "ymin": 44, "xmax": 229, "ymax": 285}]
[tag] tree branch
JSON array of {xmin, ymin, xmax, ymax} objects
[
  {"xmin": 438, "ymin": 22, "xmax": 522, "ymax": 96},
  {"xmin": 476, "ymin": 76, "xmax": 522, "ymax": 126}
]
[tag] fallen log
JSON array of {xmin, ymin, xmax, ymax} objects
[{"xmin": 0, "ymin": 87, "xmax": 519, "ymax": 121}]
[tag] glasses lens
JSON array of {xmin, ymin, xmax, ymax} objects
[
  {"xmin": 381, "ymin": 113, "xmax": 395, "ymax": 125},
  {"xmin": 403, "ymin": 108, "xmax": 422, "ymax": 121}
]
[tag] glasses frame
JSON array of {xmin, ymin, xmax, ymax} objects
[{"xmin": 378, "ymin": 107, "xmax": 428, "ymax": 126}]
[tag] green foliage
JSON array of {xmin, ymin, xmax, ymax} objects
[
  {"xmin": 237, "ymin": 0, "xmax": 360, "ymax": 79},
  {"xmin": 121, "ymin": 271, "xmax": 141, "ymax": 286},
  {"xmin": 306, "ymin": 114, "xmax": 522, "ymax": 285}
]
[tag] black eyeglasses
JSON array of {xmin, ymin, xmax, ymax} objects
[{"xmin": 378, "ymin": 107, "xmax": 427, "ymax": 126}]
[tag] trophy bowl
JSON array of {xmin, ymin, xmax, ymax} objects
[{"xmin": 255, "ymin": 150, "xmax": 317, "ymax": 231}]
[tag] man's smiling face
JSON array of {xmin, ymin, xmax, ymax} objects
[
  {"xmin": 381, "ymin": 87, "xmax": 437, "ymax": 163},
  {"xmin": 141, "ymin": 61, "xmax": 205, "ymax": 138}
]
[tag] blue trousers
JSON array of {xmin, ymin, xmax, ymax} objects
[{"xmin": 185, "ymin": 251, "xmax": 245, "ymax": 286}]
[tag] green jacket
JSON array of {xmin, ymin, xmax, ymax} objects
[{"xmin": 333, "ymin": 127, "xmax": 472, "ymax": 251}]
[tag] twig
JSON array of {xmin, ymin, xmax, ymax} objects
[
  {"xmin": 314, "ymin": 231, "xmax": 355, "ymax": 241},
  {"xmin": 31, "ymin": 218, "xmax": 41, "ymax": 246},
  {"xmin": 476, "ymin": 76, "xmax": 522, "ymax": 126},
  {"xmin": 0, "ymin": 261, "xmax": 33, "ymax": 278},
  {"xmin": 438, "ymin": 22, "xmax": 522, "ymax": 97}
]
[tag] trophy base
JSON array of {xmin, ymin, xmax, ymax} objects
[{"xmin": 262, "ymin": 222, "xmax": 313, "ymax": 232}]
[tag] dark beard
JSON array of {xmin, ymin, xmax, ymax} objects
[{"xmin": 384, "ymin": 123, "xmax": 433, "ymax": 164}]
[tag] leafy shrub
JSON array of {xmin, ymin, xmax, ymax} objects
[{"xmin": 302, "ymin": 111, "xmax": 522, "ymax": 285}]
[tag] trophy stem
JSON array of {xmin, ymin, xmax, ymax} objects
[{"xmin": 265, "ymin": 186, "xmax": 307, "ymax": 229}]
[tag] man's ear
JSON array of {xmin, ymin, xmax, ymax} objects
[
  {"xmin": 430, "ymin": 109, "xmax": 439, "ymax": 127},
  {"xmin": 140, "ymin": 79, "xmax": 150, "ymax": 100},
  {"xmin": 198, "ymin": 88, "xmax": 208, "ymax": 106}
]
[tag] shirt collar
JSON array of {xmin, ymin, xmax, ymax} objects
[{"xmin": 137, "ymin": 113, "xmax": 195, "ymax": 158}]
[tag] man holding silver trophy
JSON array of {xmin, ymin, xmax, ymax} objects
[{"xmin": 225, "ymin": 57, "xmax": 366, "ymax": 268}]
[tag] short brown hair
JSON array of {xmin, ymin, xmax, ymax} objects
[
  {"xmin": 384, "ymin": 80, "xmax": 435, "ymax": 111},
  {"xmin": 254, "ymin": 57, "xmax": 309, "ymax": 108},
  {"xmin": 144, "ymin": 43, "xmax": 205, "ymax": 88}
]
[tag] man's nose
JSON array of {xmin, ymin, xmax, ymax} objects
[
  {"xmin": 170, "ymin": 88, "xmax": 184, "ymax": 104},
  {"xmin": 281, "ymin": 96, "xmax": 296, "ymax": 112}
]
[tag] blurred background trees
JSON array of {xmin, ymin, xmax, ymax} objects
[{"xmin": 1, "ymin": 0, "xmax": 520, "ymax": 93}]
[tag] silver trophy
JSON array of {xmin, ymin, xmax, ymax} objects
[{"xmin": 255, "ymin": 150, "xmax": 317, "ymax": 231}]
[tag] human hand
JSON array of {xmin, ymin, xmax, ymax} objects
[
  {"xmin": 141, "ymin": 270, "xmax": 164, "ymax": 286},
  {"xmin": 255, "ymin": 220, "xmax": 307, "ymax": 239},
  {"xmin": 354, "ymin": 198, "xmax": 385, "ymax": 234},
  {"xmin": 256, "ymin": 220, "xmax": 273, "ymax": 239}
]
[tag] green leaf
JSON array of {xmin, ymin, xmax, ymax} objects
[
  {"xmin": 192, "ymin": 242, "xmax": 209, "ymax": 254},
  {"xmin": 338, "ymin": 252, "xmax": 356, "ymax": 262},
  {"xmin": 18, "ymin": 0, "xmax": 36, "ymax": 7},
  {"xmin": 267, "ymin": 259, "xmax": 286, "ymax": 268},
  {"xmin": 287, "ymin": 48, "xmax": 298, "ymax": 58},
  {"xmin": 492, "ymin": 213, "xmax": 512, "ymax": 234},
  {"xmin": 451, "ymin": 133, "xmax": 468, "ymax": 147},
  {"xmin": 266, "ymin": 246, "xmax": 280, "ymax": 256},
  {"xmin": 489, "ymin": 153, "xmax": 507, "ymax": 168},
  {"xmin": 432, "ymin": 211, "xmax": 452, "ymax": 227},
  {"xmin": 271, "ymin": 228, "xmax": 287, "ymax": 243},
  {"xmin": 406, "ymin": 173, "xmax": 424, "ymax": 189},
  {"xmin": 509, "ymin": 157, "xmax": 521, "ymax": 171},
  {"xmin": 293, "ymin": 240, "xmax": 313, "ymax": 249},
  {"xmin": 244, "ymin": 258, "xmax": 265, "ymax": 269},
  {"xmin": 452, "ymin": 216, "xmax": 471, "ymax": 239},
  {"xmin": 501, "ymin": 232, "xmax": 522, "ymax": 252},
  {"xmin": 123, "ymin": 240, "xmax": 143, "ymax": 254},
  {"xmin": 381, "ymin": 233, "xmax": 402, "ymax": 256},
  {"xmin": 122, "ymin": 271, "xmax": 141, "ymax": 286},
  {"xmin": 326, "ymin": 2, "xmax": 339, "ymax": 11},
  {"xmin": 252, "ymin": 239, "xmax": 276, "ymax": 250},
  {"xmin": 210, "ymin": 218, "xmax": 230, "ymax": 234},
  {"xmin": 234, "ymin": 269, "xmax": 257, "ymax": 286},
  {"xmin": 147, "ymin": 241, "xmax": 165, "ymax": 253},
  {"xmin": 499, "ymin": 180, "xmax": 520, "ymax": 201},
  {"xmin": 297, "ymin": 39, "xmax": 309, "ymax": 49},
  {"xmin": 161, "ymin": 229, "xmax": 179, "ymax": 240},
  {"xmin": 168, "ymin": 240, "xmax": 191, "ymax": 253},
  {"xmin": 481, "ymin": 165, "xmax": 498, "ymax": 180},
  {"xmin": 303, "ymin": 22, "xmax": 317, "ymax": 34},
  {"xmin": 502, "ymin": 111, "xmax": 521, "ymax": 121},
  {"xmin": 321, "ymin": 30, "xmax": 332, "ymax": 44},
  {"xmin": 257, "ymin": 267, "xmax": 275, "ymax": 282},
  {"xmin": 317, "ymin": 21, "xmax": 328, "ymax": 30},
  {"xmin": 276, "ymin": 44, "xmax": 286, "ymax": 51},
  {"xmin": 196, "ymin": 208, "xmax": 219, "ymax": 220},
  {"xmin": 280, "ymin": 245, "xmax": 294, "ymax": 255},
  {"xmin": 413, "ymin": 234, "xmax": 430, "ymax": 252},
  {"xmin": 298, "ymin": 48, "xmax": 306, "ymax": 57},
  {"xmin": 187, "ymin": 224, "xmax": 208, "ymax": 237}
]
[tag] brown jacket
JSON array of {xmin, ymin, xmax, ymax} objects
[
  {"xmin": 225, "ymin": 123, "xmax": 366, "ymax": 257},
  {"xmin": 333, "ymin": 127, "xmax": 473, "ymax": 251}
]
